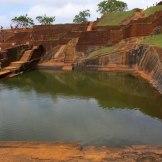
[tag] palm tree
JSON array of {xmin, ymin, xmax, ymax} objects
[
  {"xmin": 12, "ymin": 14, "xmax": 34, "ymax": 28},
  {"xmin": 36, "ymin": 15, "xmax": 55, "ymax": 25}
]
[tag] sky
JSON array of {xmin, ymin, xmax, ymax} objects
[{"xmin": 0, "ymin": 0, "xmax": 160, "ymax": 27}]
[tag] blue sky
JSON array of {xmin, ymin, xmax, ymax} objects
[{"xmin": 0, "ymin": 0, "xmax": 160, "ymax": 27}]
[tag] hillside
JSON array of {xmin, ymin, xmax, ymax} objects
[
  {"xmin": 97, "ymin": 4, "xmax": 162, "ymax": 26},
  {"xmin": 144, "ymin": 4, "xmax": 162, "ymax": 17},
  {"xmin": 142, "ymin": 34, "xmax": 162, "ymax": 48},
  {"xmin": 87, "ymin": 34, "xmax": 162, "ymax": 60},
  {"xmin": 97, "ymin": 10, "xmax": 134, "ymax": 26},
  {"xmin": 87, "ymin": 46, "xmax": 114, "ymax": 59}
]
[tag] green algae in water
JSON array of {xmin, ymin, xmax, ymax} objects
[{"xmin": 0, "ymin": 70, "xmax": 162, "ymax": 146}]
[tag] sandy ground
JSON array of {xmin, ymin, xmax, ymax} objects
[{"xmin": 0, "ymin": 142, "xmax": 162, "ymax": 161}]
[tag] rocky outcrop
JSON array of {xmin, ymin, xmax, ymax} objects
[
  {"xmin": 0, "ymin": 44, "xmax": 29, "ymax": 68},
  {"xmin": 121, "ymin": 9, "xmax": 145, "ymax": 25},
  {"xmin": 129, "ymin": 45, "xmax": 162, "ymax": 94},
  {"xmin": 0, "ymin": 9, "xmax": 162, "ymax": 78},
  {"xmin": 64, "ymin": 38, "xmax": 79, "ymax": 63},
  {"xmin": 75, "ymin": 39, "xmax": 162, "ymax": 94},
  {"xmin": 0, "ymin": 45, "xmax": 44, "ymax": 78},
  {"xmin": 38, "ymin": 38, "xmax": 79, "ymax": 71},
  {"xmin": 0, "ymin": 10, "xmax": 161, "ymax": 53},
  {"xmin": 86, "ymin": 22, "xmax": 94, "ymax": 31}
]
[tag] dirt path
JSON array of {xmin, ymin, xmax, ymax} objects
[{"xmin": 0, "ymin": 142, "xmax": 162, "ymax": 162}]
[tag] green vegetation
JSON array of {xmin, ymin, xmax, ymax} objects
[
  {"xmin": 142, "ymin": 34, "xmax": 162, "ymax": 48},
  {"xmin": 73, "ymin": 10, "xmax": 90, "ymax": 23},
  {"xmin": 87, "ymin": 34, "xmax": 162, "ymax": 59},
  {"xmin": 97, "ymin": 3, "xmax": 162, "ymax": 27},
  {"xmin": 144, "ymin": 4, "xmax": 162, "ymax": 17},
  {"xmin": 97, "ymin": 0, "xmax": 128, "ymax": 15},
  {"xmin": 87, "ymin": 46, "xmax": 114, "ymax": 59},
  {"xmin": 97, "ymin": 10, "xmax": 134, "ymax": 26},
  {"xmin": 36, "ymin": 15, "xmax": 55, "ymax": 25},
  {"xmin": 12, "ymin": 14, "xmax": 34, "ymax": 28}
]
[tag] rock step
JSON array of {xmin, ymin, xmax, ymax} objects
[
  {"xmin": 54, "ymin": 45, "xmax": 66, "ymax": 59},
  {"xmin": 10, "ymin": 61, "xmax": 25, "ymax": 68},
  {"xmin": 98, "ymin": 66, "xmax": 133, "ymax": 72},
  {"xmin": 87, "ymin": 22, "xmax": 93, "ymax": 31},
  {"xmin": 3, "ymin": 66, "xmax": 18, "ymax": 71},
  {"xmin": 20, "ymin": 50, "xmax": 33, "ymax": 62},
  {"xmin": 62, "ymin": 65, "xmax": 73, "ymax": 71},
  {"xmin": 105, "ymin": 64, "xmax": 118, "ymax": 68},
  {"xmin": 11, "ymin": 61, "xmax": 26, "ymax": 64},
  {"xmin": 0, "ymin": 70, "xmax": 11, "ymax": 78}
]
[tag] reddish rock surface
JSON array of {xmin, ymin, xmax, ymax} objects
[
  {"xmin": 76, "ymin": 37, "xmax": 162, "ymax": 94},
  {"xmin": 0, "ymin": 142, "xmax": 162, "ymax": 162},
  {"xmin": 0, "ymin": 9, "xmax": 162, "ymax": 91}
]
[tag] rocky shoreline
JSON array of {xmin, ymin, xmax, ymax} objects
[{"xmin": 0, "ymin": 142, "xmax": 162, "ymax": 161}]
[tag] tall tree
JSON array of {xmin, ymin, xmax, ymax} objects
[
  {"xmin": 12, "ymin": 14, "xmax": 34, "ymax": 28},
  {"xmin": 36, "ymin": 15, "xmax": 55, "ymax": 25},
  {"xmin": 73, "ymin": 10, "xmax": 90, "ymax": 23},
  {"xmin": 97, "ymin": 0, "xmax": 128, "ymax": 15}
]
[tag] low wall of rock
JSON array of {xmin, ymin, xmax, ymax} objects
[
  {"xmin": 0, "ymin": 45, "xmax": 29, "ymax": 68},
  {"xmin": 129, "ymin": 45, "xmax": 162, "ymax": 93},
  {"xmin": 1, "ymin": 23, "xmax": 88, "ymax": 45},
  {"xmin": 1, "ymin": 10, "xmax": 162, "ymax": 55},
  {"xmin": 75, "ymin": 45, "xmax": 162, "ymax": 94}
]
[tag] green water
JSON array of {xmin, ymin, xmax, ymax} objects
[{"xmin": 0, "ymin": 70, "xmax": 162, "ymax": 146}]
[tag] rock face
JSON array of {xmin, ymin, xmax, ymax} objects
[
  {"xmin": 0, "ymin": 10, "xmax": 162, "ymax": 53},
  {"xmin": 0, "ymin": 9, "xmax": 162, "ymax": 90},
  {"xmin": 129, "ymin": 45, "xmax": 162, "ymax": 94},
  {"xmin": 0, "ymin": 45, "xmax": 29, "ymax": 68},
  {"xmin": 121, "ymin": 9, "xmax": 145, "ymax": 25},
  {"xmin": 75, "ymin": 38, "xmax": 162, "ymax": 94},
  {"xmin": 0, "ymin": 45, "xmax": 44, "ymax": 78}
]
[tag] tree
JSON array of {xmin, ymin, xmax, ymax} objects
[
  {"xmin": 36, "ymin": 15, "xmax": 55, "ymax": 25},
  {"xmin": 12, "ymin": 14, "xmax": 34, "ymax": 28},
  {"xmin": 97, "ymin": 0, "xmax": 128, "ymax": 15},
  {"xmin": 73, "ymin": 10, "xmax": 90, "ymax": 23}
]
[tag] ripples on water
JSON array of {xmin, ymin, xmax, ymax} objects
[{"xmin": 0, "ymin": 70, "xmax": 162, "ymax": 146}]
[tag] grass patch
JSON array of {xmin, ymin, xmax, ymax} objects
[
  {"xmin": 97, "ymin": 10, "xmax": 134, "ymax": 26},
  {"xmin": 142, "ymin": 34, "xmax": 162, "ymax": 48},
  {"xmin": 87, "ymin": 46, "xmax": 114, "ymax": 59},
  {"xmin": 97, "ymin": 5, "xmax": 162, "ymax": 26},
  {"xmin": 144, "ymin": 5, "xmax": 162, "ymax": 17}
]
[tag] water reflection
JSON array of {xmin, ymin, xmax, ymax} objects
[
  {"xmin": 1, "ymin": 70, "xmax": 162, "ymax": 119},
  {"xmin": 0, "ymin": 70, "xmax": 162, "ymax": 146}
]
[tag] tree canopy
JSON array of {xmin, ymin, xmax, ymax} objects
[
  {"xmin": 36, "ymin": 15, "xmax": 55, "ymax": 25},
  {"xmin": 12, "ymin": 14, "xmax": 34, "ymax": 28},
  {"xmin": 73, "ymin": 10, "xmax": 91, "ymax": 23},
  {"xmin": 97, "ymin": 0, "xmax": 128, "ymax": 15}
]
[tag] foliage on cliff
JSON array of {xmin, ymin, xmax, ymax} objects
[
  {"xmin": 97, "ymin": 4, "xmax": 162, "ymax": 27},
  {"xmin": 87, "ymin": 46, "xmax": 114, "ymax": 59},
  {"xmin": 97, "ymin": 10, "xmax": 134, "ymax": 26},
  {"xmin": 143, "ymin": 34, "xmax": 162, "ymax": 48},
  {"xmin": 144, "ymin": 4, "xmax": 162, "ymax": 17}
]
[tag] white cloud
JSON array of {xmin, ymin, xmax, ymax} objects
[
  {"xmin": 0, "ymin": 0, "xmax": 161, "ymax": 26},
  {"xmin": 28, "ymin": 2, "xmax": 99, "ymax": 23},
  {"xmin": 123, "ymin": 0, "xmax": 160, "ymax": 9},
  {"xmin": 0, "ymin": 16, "xmax": 10, "ymax": 27}
]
